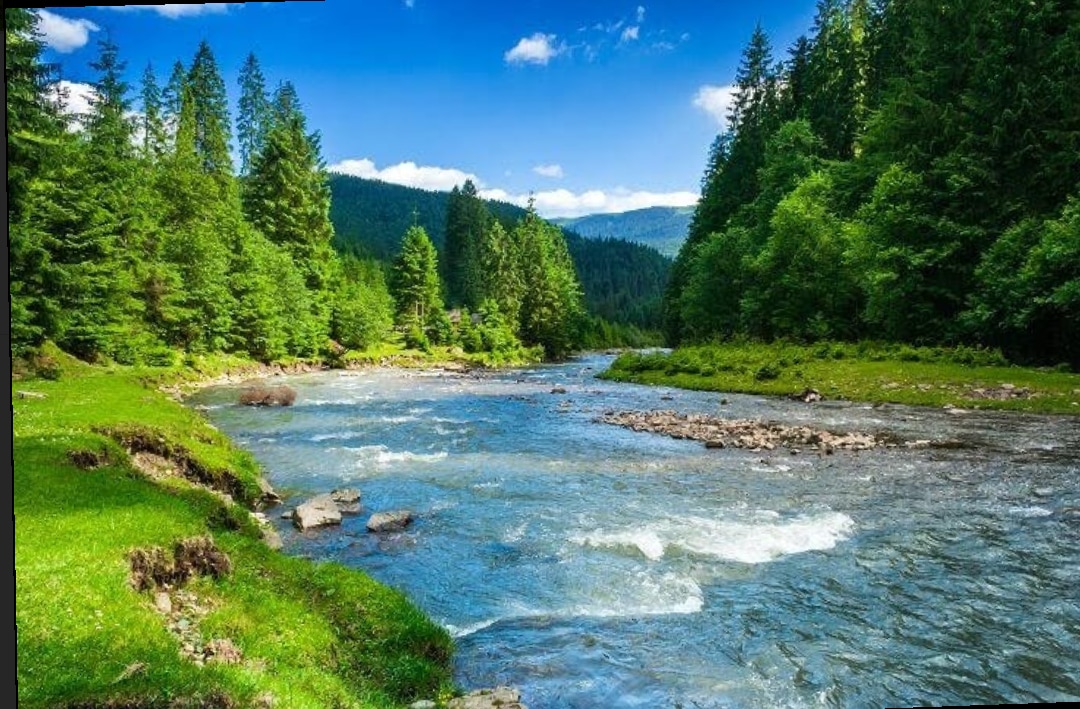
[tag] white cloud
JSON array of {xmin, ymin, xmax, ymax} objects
[
  {"xmin": 328, "ymin": 158, "xmax": 698, "ymax": 219},
  {"xmin": 36, "ymin": 10, "xmax": 99, "ymax": 53},
  {"xmin": 533, "ymin": 164, "xmax": 564, "ymax": 179},
  {"xmin": 47, "ymin": 80, "xmax": 97, "ymax": 130},
  {"xmin": 98, "ymin": 4, "xmax": 238, "ymax": 19},
  {"xmin": 479, "ymin": 187, "xmax": 699, "ymax": 220},
  {"xmin": 328, "ymin": 158, "xmax": 481, "ymax": 192},
  {"xmin": 504, "ymin": 32, "xmax": 563, "ymax": 66},
  {"xmin": 620, "ymin": 26, "xmax": 640, "ymax": 43},
  {"xmin": 637, "ymin": 5, "xmax": 646, "ymax": 23},
  {"xmin": 693, "ymin": 84, "xmax": 737, "ymax": 129}
]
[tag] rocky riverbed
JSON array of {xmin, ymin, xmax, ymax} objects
[{"xmin": 597, "ymin": 409, "xmax": 893, "ymax": 453}]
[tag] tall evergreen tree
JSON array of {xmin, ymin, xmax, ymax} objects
[
  {"xmin": 236, "ymin": 52, "xmax": 271, "ymax": 177},
  {"xmin": 390, "ymin": 225, "xmax": 444, "ymax": 334},
  {"xmin": 443, "ymin": 179, "xmax": 491, "ymax": 308},
  {"xmin": 515, "ymin": 202, "xmax": 585, "ymax": 359},
  {"xmin": 243, "ymin": 82, "xmax": 336, "ymax": 346},
  {"xmin": 7, "ymin": 8, "xmax": 65, "ymax": 352},
  {"xmin": 186, "ymin": 41, "xmax": 232, "ymax": 180},
  {"xmin": 139, "ymin": 63, "xmax": 167, "ymax": 160}
]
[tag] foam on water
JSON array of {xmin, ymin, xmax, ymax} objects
[
  {"xmin": 571, "ymin": 511, "xmax": 854, "ymax": 564},
  {"xmin": 344, "ymin": 444, "xmax": 449, "ymax": 467},
  {"xmin": 445, "ymin": 571, "xmax": 703, "ymax": 638}
]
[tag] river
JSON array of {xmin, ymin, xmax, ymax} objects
[{"xmin": 186, "ymin": 353, "xmax": 1080, "ymax": 708}]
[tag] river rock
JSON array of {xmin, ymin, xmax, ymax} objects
[
  {"xmin": 289, "ymin": 488, "xmax": 364, "ymax": 530},
  {"xmin": 366, "ymin": 510, "xmax": 413, "ymax": 533},
  {"xmin": 292, "ymin": 494, "xmax": 342, "ymax": 530},
  {"xmin": 448, "ymin": 687, "xmax": 527, "ymax": 709},
  {"xmin": 597, "ymin": 410, "xmax": 885, "ymax": 452},
  {"xmin": 330, "ymin": 487, "xmax": 362, "ymax": 513}
]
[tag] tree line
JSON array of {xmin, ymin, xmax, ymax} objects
[
  {"xmin": 8, "ymin": 8, "xmax": 396, "ymax": 364},
  {"xmin": 665, "ymin": 0, "xmax": 1079, "ymax": 367},
  {"xmin": 327, "ymin": 172, "xmax": 671, "ymax": 334},
  {"xmin": 6, "ymin": 9, "xmax": 625, "ymax": 364}
]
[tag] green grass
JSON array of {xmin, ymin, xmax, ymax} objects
[
  {"xmin": 599, "ymin": 341, "xmax": 1080, "ymax": 415},
  {"xmin": 15, "ymin": 349, "xmax": 454, "ymax": 709}
]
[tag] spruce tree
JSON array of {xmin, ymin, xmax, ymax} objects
[
  {"xmin": 186, "ymin": 41, "xmax": 232, "ymax": 180},
  {"xmin": 236, "ymin": 52, "xmax": 271, "ymax": 177},
  {"xmin": 390, "ymin": 225, "xmax": 444, "ymax": 336}
]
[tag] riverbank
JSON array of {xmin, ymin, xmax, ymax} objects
[
  {"xmin": 599, "ymin": 342, "xmax": 1080, "ymax": 415},
  {"xmin": 14, "ymin": 344, "xmax": 458, "ymax": 708}
]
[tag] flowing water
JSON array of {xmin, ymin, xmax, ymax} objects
[{"xmin": 187, "ymin": 354, "xmax": 1080, "ymax": 708}]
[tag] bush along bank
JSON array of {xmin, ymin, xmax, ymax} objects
[{"xmin": 14, "ymin": 344, "xmax": 457, "ymax": 709}]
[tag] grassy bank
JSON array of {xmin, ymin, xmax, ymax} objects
[
  {"xmin": 14, "ymin": 346, "xmax": 455, "ymax": 709},
  {"xmin": 599, "ymin": 342, "xmax": 1080, "ymax": 415}
]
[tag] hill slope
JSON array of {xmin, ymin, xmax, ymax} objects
[
  {"xmin": 327, "ymin": 173, "xmax": 671, "ymax": 329},
  {"xmin": 552, "ymin": 206, "xmax": 694, "ymax": 257}
]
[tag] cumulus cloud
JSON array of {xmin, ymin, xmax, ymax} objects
[
  {"xmin": 504, "ymin": 32, "xmax": 564, "ymax": 66},
  {"xmin": 532, "ymin": 164, "xmax": 564, "ymax": 179},
  {"xmin": 693, "ymin": 84, "xmax": 737, "ymax": 129},
  {"xmin": 328, "ymin": 158, "xmax": 697, "ymax": 219},
  {"xmin": 36, "ymin": 10, "xmax": 99, "ymax": 53},
  {"xmin": 620, "ymin": 26, "xmax": 640, "ymax": 43},
  {"xmin": 479, "ymin": 187, "xmax": 699, "ymax": 220},
  {"xmin": 98, "ymin": 4, "xmax": 238, "ymax": 19},
  {"xmin": 637, "ymin": 5, "xmax": 646, "ymax": 23},
  {"xmin": 328, "ymin": 158, "xmax": 481, "ymax": 192},
  {"xmin": 47, "ymin": 80, "xmax": 97, "ymax": 129}
]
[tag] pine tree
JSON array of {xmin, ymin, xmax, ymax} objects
[
  {"xmin": 161, "ymin": 60, "xmax": 186, "ymax": 144},
  {"xmin": 390, "ymin": 225, "xmax": 444, "ymax": 336},
  {"xmin": 443, "ymin": 179, "xmax": 491, "ymax": 308},
  {"xmin": 7, "ymin": 8, "xmax": 65, "ymax": 352},
  {"xmin": 139, "ymin": 63, "xmax": 167, "ymax": 160},
  {"xmin": 243, "ymin": 81, "xmax": 337, "ymax": 339},
  {"xmin": 186, "ymin": 41, "xmax": 232, "ymax": 180},
  {"xmin": 236, "ymin": 52, "xmax": 271, "ymax": 177},
  {"xmin": 515, "ymin": 202, "xmax": 585, "ymax": 359}
]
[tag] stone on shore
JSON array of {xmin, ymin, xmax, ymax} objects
[{"xmin": 448, "ymin": 687, "xmax": 527, "ymax": 709}]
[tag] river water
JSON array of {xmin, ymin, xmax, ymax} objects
[{"xmin": 187, "ymin": 353, "xmax": 1080, "ymax": 708}]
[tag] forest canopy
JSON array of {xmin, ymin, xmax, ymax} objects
[{"xmin": 664, "ymin": 0, "xmax": 1080, "ymax": 368}]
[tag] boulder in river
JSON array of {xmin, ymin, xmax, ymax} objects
[
  {"xmin": 290, "ymin": 488, "xmax": 363, "ymax": 530},
  {"xmin": 366, "ymin": 510, "xmax": 413, "ymax": 533}
]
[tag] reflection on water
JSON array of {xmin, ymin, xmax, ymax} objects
[{"xmin": 188, "ymin": 354, "xmax": 1080, "ymax": 708}]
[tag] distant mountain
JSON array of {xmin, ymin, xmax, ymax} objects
[
  {"xmin": 327, "ymin": 173, "xmax": 671, "ymax": 329},
  {"xmin": 552, "ymin": 206, "xmax": 695, "ymax": 257}
]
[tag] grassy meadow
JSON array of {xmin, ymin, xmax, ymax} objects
[
  {"xmin": 14, "ymin": 345, "xmax": 455, "ymax": 709},
  {"xmin": 600, "ymin": 341, "xmax": 1080, "ymax": 415}
]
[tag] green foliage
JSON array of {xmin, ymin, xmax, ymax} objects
[
  {"xmin": 328, "ymin": 172, "xmax": 674, "ymax": 335},
  {"xmin": 331, "ymin": 256, "xmax": 395, "ymax": 351},
  {"xmin": 390, "ymin": 225, "xmax": 445, "ymax": 334},
  {"xmin": 515, "ymin": 204, "xmax": 587, "ymax": 360},
  {"xmin": 602, "ymin": 340, "xmax": 1079, "ymax": 414},
  {"xmin": 666, "ymin": 0, "xmax": 1080, "ymax": 367},
  {"xmin": 14, "ymin": 364, "xmax": 454, "ymax": 708}
]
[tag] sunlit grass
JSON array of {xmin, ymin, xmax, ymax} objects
[
  {"xmin": 15, "ymin": 353, "xmax": 454, "ymax": 708},
  {"xmin": 600, "ymin": 341, "xmax": 1080, "ymax": 415}
]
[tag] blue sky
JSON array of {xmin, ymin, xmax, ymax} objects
[{"xmin": 36, "ymin": 1, "xmax": 819, "ymax": 218}]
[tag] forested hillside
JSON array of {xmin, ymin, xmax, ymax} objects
[
  {"xmin": 328, "ymin": 173, "xmax": 671, "ymax": 330},
  {"xmin": 666, "ymin": 0, "xmax": 1079, "ymax": 368},
  {"xmin": 6, "ymin": 9, "xmax": 659, "ymax": 365},
  {"xmin": 553, "ymin": 206, "xmax": 693, "ymax": 257}
]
